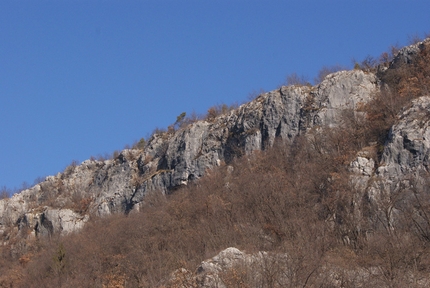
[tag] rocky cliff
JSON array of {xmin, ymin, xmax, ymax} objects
[{"xmin": 1, "ymin": 38, "xmax": 429, "ymax": 241}]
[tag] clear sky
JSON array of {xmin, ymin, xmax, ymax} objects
[{"xmin": 1, "ymin": 0, "xmax": 430, "ymax": 192}]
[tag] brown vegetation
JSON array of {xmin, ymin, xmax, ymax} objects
[
  {"xmin": 9, "ymin": 116, "xmax": 430, "ymax": 287},
  {"xmin": 0, "ymin": 187, "xmax": 9, "ymax": 200},
  {"xmin": 284, "ymin": 72, "xmax": 311, "ymax": 86},
  {"xmin": 205, "ymin": 103, "xmax": 238, "ymax": 122},
  {"xmin": 314, "ymin": 65, "xmax": 347, "ymax": 84}
]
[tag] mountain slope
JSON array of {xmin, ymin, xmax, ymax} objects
[{"xmin": 0, "ymin": 37, "xmax": 430, "ymax": 287}]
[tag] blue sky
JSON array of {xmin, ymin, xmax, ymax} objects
[{"xmin": 1, "ymin": 0, "xmax": 430, "ymax": 192}]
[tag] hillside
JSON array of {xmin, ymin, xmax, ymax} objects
[{"xmin": 1, "ymin": 37, "xmax": 430, "ymax": 287}]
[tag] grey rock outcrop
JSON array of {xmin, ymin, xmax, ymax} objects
[
  {"xmin": 196, "ymin": 247, "xmax": 251, "ymax": 288},
  {"xmin": 168, "ymin": 247, "xmax": 287, "ymax": 288},
  {"xmin": 389, "ymin": 38, "xmax": 430, "ymax": 69},
  {"xmin": 378, "ymin": 96, "xmax": 430, "ymax": 180},
  {"xmin": 350, "ymin": 156, "xmax": 375, "ymax": 177},
  {"xmin": 0, "ymin": 69, "xmax": 379, "ymax": 237},
  {"xmin": 130, "ymin": 70, "xmax": 378, "ymax": 208},
  {"xmin": 312, "ymin": 70, "xmax": 377, "ymax": 128},
  {"xmin": 21, "ymin": 208, "xmax": 89, "ymax": 237},
  {"xmin": 365, "ymin": 96, "xmax": 430, "ymax": 217},
  {"xmin": 341, "ymin": 96, "xmax": 430, "ymax": 235}
]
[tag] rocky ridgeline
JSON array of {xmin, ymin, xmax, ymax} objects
[{"xmin": 1, "ymin": 39, "xmax": 429, "ymax": 240}]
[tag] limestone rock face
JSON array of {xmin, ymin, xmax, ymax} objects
[
  {"xmin": 165, "ymin": 247, "xmax": 259, "ymax": 288},
  {"xmin": 0, "ymin": 69, "xmax": 379, "ymax": 237},
  {"xmin": 20, "ymin": 208, "xmax": 89, "ymax": 237},
  {"xmin": 378, "ymin": 96, "xmax": 430, "ymax": 180},
  {"xmin": 129, "ymin": 70, "xmax": 378, "ymax": 207},
  {"xmin": 312, "ymin": 70, "xmax": 378, "ymax": 128},
  {"xmin": 350, "ymin": 156, "xmax": 375, "ymax": 177},
  {"xmin": 345, "ymin": 96, "xmax": 430, "ymax": 235},
  {"xmin": 390, "ymin": 38, "xmax": 430, "ymax": 68},
  {"xmin": 196, "ymin": 247, "xmax": 249, "ymax": 288}
]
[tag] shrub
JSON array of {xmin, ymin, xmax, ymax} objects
[
  {"xmin": 247, "ymin": 88, "xmax": 266, "ymax": 101},
  {"xmin": 354, "ymin": 62, "xmax": 361, "ymax": 70},
  {"xmin": 205, "ymin": 103, "xmax": 238, "ymax": 122},
  {"xmin": 62, "ymin": 160, "xmax": 79, "ymax": 178},
  {"xmin": 174, "ymin": 112, "xmax": 187, "ymax": 130},
  {"xmin": 133, "ymin": 138, "xmax": 146, "ymax": 150},
  {"xmin": 0, "ymin": 186, "xmax": 9, "ymax": 199},
  {"xmin": 285, "ymin": 72, "xmax": 311, "ymax": 86},
  {"xmin": 314, "ymin": 65, "xmax": 347, "ymax": 84}
]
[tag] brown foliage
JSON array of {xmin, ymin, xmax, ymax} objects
[
  {"xmin": 13, "ymin": 126, "xmax": 373, "ymax": 286},
  {"xmin": 363, "ymin": 41, "xmax": 430, "ymax": 161},
  {"xmin": 314, "ymin": 65, "xmax": 347, "ymax": 84},
  {"xmin": 205, "ymin": 103, "xmax": 238, "ymax": 122},
  {"xmin": 379, "ymin": 41, "xmax": 430, "ymax": 97},
  {"xmin": 7, "ymin": 124, "xmax": 430, "ymax": 287},
  {"xmin": 285, "ymin": 72, "xmax": 311, "ymax": 86},
  {"xmin": 0, "ymin": 186, "xmax": 9, "ymax": 200}
]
